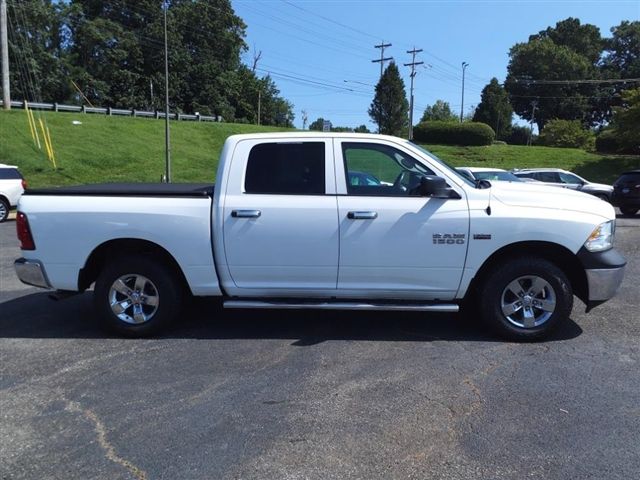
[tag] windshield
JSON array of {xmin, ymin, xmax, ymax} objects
[
  {"xmin": 407, "ymin": 142, "xmax": 476, "ymax": 187},
  {"xmin": 474, "ymin": 171, "xmax": 522, "ymax": 182}
]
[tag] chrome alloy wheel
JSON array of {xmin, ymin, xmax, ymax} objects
[
  {"xmin": 500, "ymin": 275, "xmax": 556, "ymax": 328},
  {"xmin": 108, "ymin": 274, "xmax": 159, "ymax": 324}
]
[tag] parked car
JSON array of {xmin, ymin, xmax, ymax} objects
[
  {"xmin": 456, "ymin": 167, "xmax": 525, "ymax": 183},
  {"xmin": 14, "ymin": 133, "xmax": 626, "ymax": 341},
  {"xmin": 612, "ymin": 170, "xmax": 640, "ymax": 216},
  {"xmin": 0, "ymin": 164, "xmax": 26, "ymax": 222},
  {"xmin": 511, "ymin": 168, "xmax": 612, "ymax": 201}
]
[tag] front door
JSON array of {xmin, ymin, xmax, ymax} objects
[{"xmin": 335, "ymin": 140, "xmax": 469, "ymax": 300}]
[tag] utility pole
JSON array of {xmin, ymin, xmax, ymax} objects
[
  {"xmin": 404, "ymin": 47, "xmax": 423, "ymax": 140},
  {"xmin": 163, "ymin": 1, "xmax": 171, "ymax": 182},
  {"xmin": 149, "ymin": 79, "xmax": 154, "ymax": 109},
  {"xmin": 301, "ymin": 109, "xmax": 308, "ymax": 130},
  {"xmin": 1, "ymin": 0, "xmax": 10, "ymax": 110},
  {"xmin": 372, "ymin": 41, "xmax": 392, "ymax": 78},
  {"xmin": 528, "ymin": 99, "xmax": 538, "ymax": 146},
  {"xmin": 460, "ymin": 62, "xmax": 469, "ymax": 122},
  {"xmin": 257, "ymin": 90, "xmax": 261, "ymax": 125}
]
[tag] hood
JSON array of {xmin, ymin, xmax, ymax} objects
[
  {"xmin": 489, "ymin": 181, "xmax": 615, "ymax": 220},
  {"xmin": 585, "ymin": 182, "xmax": 613, "ymax": 191}
]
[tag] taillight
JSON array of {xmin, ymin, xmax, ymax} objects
[
  {"xmin": 16, "ymin": 212, "xmax": 35, "ymax": 250},
  {"xmin": 21, "ymin": 179, "xmax": 28, "ymax": 190}
]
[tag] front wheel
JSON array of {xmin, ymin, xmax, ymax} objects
[
  {"xmin": 620, "ymin": 207, "xmax": 638, "ymax": 216},
  {"xmin": 94, "ymin": 255, "xmax": 183, "ymax": 337},
  {"xmin": 480, "ymin": 257, "xmax": 573, "ymax": 341}
]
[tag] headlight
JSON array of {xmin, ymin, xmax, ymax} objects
[{"xmin": 584, "ymin": 220, "xmax": 615, "ymax": 252}]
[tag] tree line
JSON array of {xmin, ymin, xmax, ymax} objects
[{"xmin": 5, "ymin": 0, "xmax": 294, "ymax": 126}]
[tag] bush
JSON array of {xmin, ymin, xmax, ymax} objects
[
  {"xmin": 538, "ymin": 119, "xmax": 594, "ymax": 149},
  {"xmin": 596, "ymin": 128, "xmax": 640, "ymax": 155},
  {"xmin": 507, "ymin": 125, "xmax": 532, "ymax": 145},
  {"xmin": 413, "ymin": 121, "xmax": 495, "ymax": 146}
]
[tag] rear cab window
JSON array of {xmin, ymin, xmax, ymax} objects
[{"xmin": 244, "ymin": 142, "xmax": 325, "ymax": 195}]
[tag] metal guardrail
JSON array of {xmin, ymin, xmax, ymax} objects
[{"xmin": 0, "ymin": 100, "xmax": 222, "ymax": 122}]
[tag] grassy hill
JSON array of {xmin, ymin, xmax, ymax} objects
[{"xmin": 1, "ymin": 110, "xmax": 638, "ymax": 187}]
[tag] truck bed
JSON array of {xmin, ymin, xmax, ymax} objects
[{"xmin": 24, "ymin": 183, "xmax": 214, "ymax": 198}]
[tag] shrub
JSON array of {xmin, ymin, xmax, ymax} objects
[
  {"xmin": 596, "ymin": 128, "xmax": 640, "ymax": 155},
  {"xmin": 507, "ymin": 125, "xmax": 532, "ymax": 145},
  {"xmin": 538, "ymin": 119, "xmax": 594, "ymax": 149},
  {"xmin": 413, "ymin": 121, "xmax": 495, "ymax": 146}
]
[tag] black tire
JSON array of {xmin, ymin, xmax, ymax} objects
[
  {"xmin": 620, "ymin": 207, "xmax": 638, "ymax": 216},
  {"xmin": 479, "ymin": 257, "xmax": 573, "ymax": 341},
  {"xmin": 0, "ymin": 198, "xmax": 9, "ymax": 223},
  {"xmin": 94, "ymin": 255, "xmax": 183, "ymax": 337}
]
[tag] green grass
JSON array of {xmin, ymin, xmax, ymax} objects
[
  {"xmin": 0, "ymin": 110, "xmax": 289, "ymax": 187},
  {"xmin": 1, "ymin": 109, "xmax": 638, "ymax": 187}
]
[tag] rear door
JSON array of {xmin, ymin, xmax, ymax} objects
[
  {"xmin": 222, "ymin": 139, "xmax": 339, "ymax": 292},
  {"xmin": 334, "ymin": 139, "xmax": 469, "ymax": 300}
]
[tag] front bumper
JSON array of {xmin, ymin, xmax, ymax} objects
[
  {"xmin": 577, "ymin": 247, "xmax": 626, "ymax": 311},
  {"xmin": 14, "ymin": 258, "xmax": 52, "ymax": 289}
]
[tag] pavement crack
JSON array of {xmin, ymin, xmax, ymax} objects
[{"xmin": 65, "ymin": 400, "xmax": 148, "ymax": 480}]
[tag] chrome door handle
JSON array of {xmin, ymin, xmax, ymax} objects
[
  {"xmin": 231, "ymin": 210, "xmax": 261, "ymax": 218},
  {"xmin": 347, "ymin": 211, "xmax": 378, "ymax": 220}
]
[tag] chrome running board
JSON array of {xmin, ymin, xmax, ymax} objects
[{"xmin": 223, "ymin": 300, "xmax": 458, "ymax": 313}]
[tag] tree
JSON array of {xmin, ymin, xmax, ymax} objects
[
  {"xmin": 58, "ymin": 0, "xmax": 293, "ymax": 124},
  {"xmin": 602, "ymin": 21, "xmax": 640, "ymax": 79},
  {"xmin": 309, "ymin": 117, "xmax": 328, "ymax": 131},
  {"xmin": 531, "ymin": 17, "xmax": 603, "ymax": 64},
  {"xmin": 368, "ymin": 62, "xmax": 409, "ymax": 136},
  {"xmin": 419, "ymin": 100, "xmax": 457, "ymax": 123},
  {"xmin": 354, "ymin": 125, "xmax": 370, "ymax": 133},
  {"xmin": 504, "ymin": 37, "xmax": 595, "ymax": 130},
  {"xmin": 472, "ymin": 78, "xmax": 513, "ymax": 140},
  {"xmin": 6, "ymin": 0, "xmax": 70, "ymax": 103},
  {"xmin": 609, "ymin": 88, "xmax": 640, "ymax": 153},
  {"xmin": 504, "ymin": 18, "xmax": 606, "ymax": 129}
]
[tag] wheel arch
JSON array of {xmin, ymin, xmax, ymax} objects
[
  {"xmin": 78, "ymin": 238, "xmax": 191, "ymax": 294},
  {"xmin": 467, "ymin": 241, "xmax": 588, "ymax": 305}
]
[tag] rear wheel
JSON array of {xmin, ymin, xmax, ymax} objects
[
  {"xmin": 0, "ymin": 198, "xmax": 9, "ymax": 223},
  {"xmin": 94, "ymin": 255, "xmax": 183, "ymax": 337},
  {"xmin": 620, "ymin": 207, "xmax": 638, "ymax": 216},
  {"xmin": 480, "ymin": 257, "xmax": 573, "ymax": 341}
]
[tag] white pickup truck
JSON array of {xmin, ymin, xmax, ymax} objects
[{"xmin": 14, "ymin": 133, "xmax": 626, "ymax": 340}]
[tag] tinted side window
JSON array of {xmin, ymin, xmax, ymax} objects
[
  {"xmin": 342, "ymin": 143, "xmax": 434, "ymax": 197},
  {"xmin": 0, "ymin": 168, "xmax": 22, "ymax": 180},
  {"xmin": 245, "ymin": 142, "xmax": 325, "ymax": 195},
  {"xmin": 537, "ymin": 172, "xmax": 561, "ymax": 183},
  {"xmin": 559, "ymin": 172, "xmax": 582, "ymax": 184}
]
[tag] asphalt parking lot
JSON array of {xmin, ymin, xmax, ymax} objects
[{"xmin": 1, "ymin": 214, "xmax": 639, "ymax": 480}]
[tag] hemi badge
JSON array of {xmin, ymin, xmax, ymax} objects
[{"xmin": 473, "ymin": 234, "xmax": 492, "ymax": 240}]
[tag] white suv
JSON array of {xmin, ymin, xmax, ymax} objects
[
  {"xmin": 0, "ymin": 164, "xmax": 26, "ymax": 222},
  {"xmin": 512, "ymin": 168, "xmax": 613, "ymax": 202}
]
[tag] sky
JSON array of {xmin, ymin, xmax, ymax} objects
[{"xmin": 231, "ymin": 0, "xmax": 640, "ymax": 130}]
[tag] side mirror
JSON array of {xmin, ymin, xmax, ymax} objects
[{"xmin": 418, "ymin": 175, "xmax": 460, "ymax": 199}]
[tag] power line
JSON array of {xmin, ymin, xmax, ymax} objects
[{"xmin": 280, "ymin": 0, "xmax": 381, "ymax": 41}]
